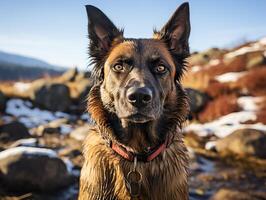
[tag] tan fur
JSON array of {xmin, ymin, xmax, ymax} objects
[{"xmin": 79, "ymin": 128, "xmax": 188, "ymax": 200}]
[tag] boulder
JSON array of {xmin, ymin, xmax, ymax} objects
[
  {"xmin": 34, "ymin": 83, "xmax": 71, "ymax": 112},
  {"xmin": 0, "ymin": 147, "xmax": 74, "ymax": 192},
  {"xmin": 185, "ymin": 88, "xmax": 209, "ymax": 114},
  {"xmin": 0, "ymin": 121, "xmax": 31, "ymax": 142},
  {"xmin": 210, "ymin": 188, "xmax": 266, "ymax": 200},
  {"xmin": 57, "ymin": 68, "xmax": 78, "ymax": 83},
  {"xmin": 188, "ymin": 48, "xmax": 226, "ymax": 66},
  {"xmin": 0, "ymin": 90, "xmax": 6, "ymax": 112},
  {"xmin": 33, "ymin": 118, "xmax": 69, "ymax": 136},
  {"xmin": 70, "ymin": 124, "xmax": 91, "ymax": 141},
  {"xmin": 215, "ymin": 129, "xmax": 266, "ymax": 159}
]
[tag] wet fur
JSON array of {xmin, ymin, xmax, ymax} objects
[{"xmin": 79, "ymin": 3, "xmax": 191, "ymax": 200}]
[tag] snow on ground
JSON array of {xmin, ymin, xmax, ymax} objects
[
  {"xmin": 6, "ymin": 99, "xmax": 70, "ymax": 128},
  {"xmin": 237, "ymin": 96, "xmax": 263, "ymax": 111},
  {"xmin": 191, "ymin": 65, "xmax": 201, "ymax": 73},
  {"xmin": 225, "ymin": 39, "xmax": 266, "ymax": 59},
  {"xmin": 0, "ymin": 146, "xmax": 57, "ymax": 160},
  {"xmin": 259, "ymin": 37, "xmax": 266, "ymax": 45},
  {"xmin": 13, "ymin": 82, "xmax": 31, "ymax": 93},
  {"xmin": 208, "ymin": 59, "xmax": 220, "ymax": 66},
  {"xmin": 205, "ymin": 141, "xmax": 217, "ymax": 151},
  {"xmin": 10, "ymin": 138, "xmax": 38, "ymax": 148},
  {"xmin": 215, "ymin": 72, "xmax": 246, "ymax": 83},
  {"xmin": 184, "ymin": 111, "xmax": 266, "ymax": 138},
  {"xmin": 190, "ymin": 60, "xmax": 221, "ymax": 73},
  {"xmin": 190, "ymin": 156, "xmax": 215, "ymax": 173},
  {"xmin": 60, "ymin": 124, "xmax": 73, "ymax": 135}
]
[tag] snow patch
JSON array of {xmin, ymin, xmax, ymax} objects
[
  {"xmin": 225, "ymin": 40, "xmax": 265, "ymax": 59},
  {"xmin": 6, "ymin": 99, "xmax": 70, "ymax": 128},
  {"xmin": 209, "ymin": 59, "xmax": 220, "ymax": 66},
  {"xmin": 237, "ymin": 96, "xmax": 263, "ymax": 111},
  {"xmin": 184, "ymin": 111, "xmax": 266, "ymax": 138},
  {"xmin": 10, "ymin": 138, "xmax": 38, "ymax": 147},
  {"xmin": 259, "ymin": 37, "xmax": 266, "ymax": 45},
  {"xmin": 60, "ymin": 124, "xmax": 73, "ymax": 135},
  {"xmin": 191, "ymin": 65, "xmax": 201, "ymax": 73},
  {"xmin": 0, "ymin": 146, "xmax": 57, "ymax": 160},
  {"xmin": 215, "ymin": 72, "xmax": 246, "ymax": 83},
  {"xmin": 205, "ymin": 141, "xmax": 217, "ymax": 150},
  {"xmin": 13, "ymin": 82, "xmax": 31, "ymax": 93}
]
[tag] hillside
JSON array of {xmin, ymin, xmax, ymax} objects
[
  {"xmin": 183, "ymin": 37, "xmax": 266, "ymax": 199},
  {"xmin": 0, "ymin": 50, "xmax": 66, "ymax": 80}
]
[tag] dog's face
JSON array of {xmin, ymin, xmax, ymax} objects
[{"xmin": 86, "ymin": 3, "xmax": 190, "ymax": 128}]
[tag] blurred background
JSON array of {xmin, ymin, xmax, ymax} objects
[{"xmin": 0, "ymin": 0, "xmax": 266, "ymax": 200}]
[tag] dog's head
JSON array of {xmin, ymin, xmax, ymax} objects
[{"xmin": 86, "ymin": 3, "xmax": 190, "ymax": 144}]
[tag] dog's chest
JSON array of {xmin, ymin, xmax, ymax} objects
[{"xmin": 81, "ymin": 132, "xmax": 188, "ymax": 200}]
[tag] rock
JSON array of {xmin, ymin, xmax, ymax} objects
[
  {"xmin": 74, "ymin": 71, "xmax": 91, "ymax": 82},
  {"xmin": 0, "ymin": 90, "xmax": 7, "ymax": 112},
  {"xmin": 185, "ymin": 88, "xmax": 209, "ymax": 114},
  {"xmin": 0, "ymin": 121, "xmax": 31, "ymax": 142},
  {"xmin": 215, "ymin": 129, "xmax": 266, "ymax": 159},
  {"xmin": 57, "ymin": 68, "xmax": 78, "ymax": 83},
  {"xmin": 34, "ymin": 83, "xmax": 71, "ymax": 112},
  {"xmin": 184, "ymin": 132, "xmax": 206, "ymax": 149},
  {"xmin": 70, "ymin": 124, "xmax": 91, "ymax": 141},
  {"xmin": 210, "ymin": 188, "xmax": 266, "ymax": 200},
  {"xmin": 67, "ymin": 79, "xmax": 92, "ymax": 100},
  {"xmin": 246, "ymin": 53, "xmax": 266, "ymax": 69},
  {"xmin": 188, "ymin": 48, "xmax": 226, "ymax": 66},
  {"xmin": 0, "ymin": 147, "xmax": 74, "ymax": 192},
  {"xmin": 33, "ymin": 118, "xmax": 69, "ymax": 136}
]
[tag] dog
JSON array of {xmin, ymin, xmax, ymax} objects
[{"xmin": 79, "ymin": 2, "xmax": 190, "ymax": 200}]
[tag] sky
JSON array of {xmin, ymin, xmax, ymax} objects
[{"xmin": 0, "ymin": 0, "xmax": 266, "ymax": 70}]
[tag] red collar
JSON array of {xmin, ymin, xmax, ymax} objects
[{"xmin": 109, "ymin": 135, "xmax": 172, "ymax": 162}]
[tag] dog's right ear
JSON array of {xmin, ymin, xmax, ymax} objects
[{"xmin": 86, "ymin": 5, "xmax": 123, "ymax": 82}]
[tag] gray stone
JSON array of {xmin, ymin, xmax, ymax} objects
[
  {"xmin": 0, "ymin": 147, "xmax": 74, "ymax": 192},
  {"xmin": 0, "ymin": 90, "xmax": 6, "ymax": 112},
  {"xmin": 70, "ymin": 124, "xmax": 91, "ymax": 141},
  {"xmin": 185, "ymin": 88, "xmax": 209, "ymax": 114},
  {"xmin": 0, "ymin": 121, "xmax": 31, "ymax": 142},
  {"xmin": 216, "ymin": 129, "xmax": 266, "ymax": 159},
  {"xmin": 34, "ymin": 83, "xmax": 71, "ymax": 112}
]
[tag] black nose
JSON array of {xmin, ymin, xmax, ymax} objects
[{"xmin": 127, "ymin": 87, "xmax": 153, "ymax": 107}]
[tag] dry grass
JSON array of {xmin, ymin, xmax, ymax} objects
[
  {"xmin": 198, "ymin": 94, "xmax": 240, "ymax": 123},
  {"xmin": 183, "ymin": 56, "xmax": 247, "ymax": 90},
  {"xmin": 204, "ymin": 81, "xmax": 235, "ymax": 98},
  {"xmin": 231, "ymin": 67, "xmax": 266, "ymax": 96}
]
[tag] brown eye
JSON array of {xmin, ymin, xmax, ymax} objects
[
  {"xmin": 155, "ymin": 65, "xmax": 167, "ymax": 74},
  {"xmin": 113, "ymin": 64, "xmax": 124, "ymax": 72}
]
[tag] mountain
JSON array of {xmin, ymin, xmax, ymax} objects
[
  {"xmin": 0, "ymin": 50, "xmax": 65, "ymax": 70},
  {"xmin": 0, "ymin": 50, "xmax": 67, "ymax": 81}
]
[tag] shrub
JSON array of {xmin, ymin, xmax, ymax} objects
[{"xmin": 198, "ymin": 94, "xmax": 240, "ymax": 123}]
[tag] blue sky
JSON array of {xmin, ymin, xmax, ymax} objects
[{"xmin": 0, "ymin": 0, "xmax": 266, "ymax": 70}]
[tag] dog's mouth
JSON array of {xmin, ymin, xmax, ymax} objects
[{"xmin": 121, "ymin": 113, "xmax": 155, "ymax": 123}]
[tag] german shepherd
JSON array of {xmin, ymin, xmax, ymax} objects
[{"xmin": 79, "ymin": 2, "xmax": 190, "ymax": 200}]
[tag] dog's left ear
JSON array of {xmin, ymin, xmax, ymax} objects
[
  {"xmin": 86, "ymin": 5, "xmax": 123, "ymax": 82},
  {"xmin": 155, "ymin": 2, "xmax": 190, "ymax": 57}
]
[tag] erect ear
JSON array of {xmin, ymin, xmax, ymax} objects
[
  {"xmin": 85, "ymin": 5, "xmax": 123, "ymax": 83},
  {"xmin": 154, "ymin": 2, "xmax": 190, "ymax": 57},
  {"xmin": 86, "ymin": 5, "xmax": 123, "ymax": 62}
]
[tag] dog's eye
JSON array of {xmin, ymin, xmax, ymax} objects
[
  {"xmin": 112, "ymin": 64, "xmax": 124, "ymax": 72},
  {"xmin": 154, "ymin": 65, "xmax": 167, "ymax": 74}
]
